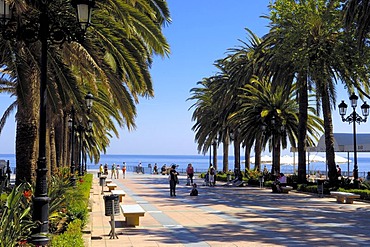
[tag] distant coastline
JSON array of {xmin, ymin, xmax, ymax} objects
[{"xmin": 2, "ymin": 153, "xmax": 370, "ymax": 176}]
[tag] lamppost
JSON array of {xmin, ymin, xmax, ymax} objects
[
  {"xmin": 68, "ymin": 106, "xmax": 77, "ymax": 186},
  {"xmin": 338, "ymin": 93, "xmax": 369, "ymax": 186},
  {"xmin": 0, "ymin": 1, "xmax": 94, "ymax": 245},
  {"xmin": 70, "ymin": 92, "xmax": 94, "ymax": 176},
  {"xmin": 77, "ymin": 122, "xmax": 85, "ymax": 176},
  {"xmin": 84, "ymin": 118, "xmax": 93, "ymax": 173}
]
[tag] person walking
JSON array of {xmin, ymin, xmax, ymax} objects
[
  {"xmin": 116, "ymin": 164, "xmax": 120, "ymax": 179},
  {"xmin": 122, "ymin": 162, "xmax": 126, "ymax": 179},
  {"xmin": 103, "ymin": 164, "xmax": 108, "ymax": 175},
  {"xmin": 111, "ymin": 163, "xmax": 117, "ymax": 179},
  {"xmin": 99, "ymin": 164, "xmax": 103, "ymax": 177},
  {"xmin": 186, "ymin": 163, "xmax": 194, "ymax": 185},
  {"xmin": 169, "ymin": 164, "xmax": 179, "ymax": 197}
]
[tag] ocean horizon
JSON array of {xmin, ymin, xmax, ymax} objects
[{"xmin": 1, "ymin": 153, "xmax": 370, "ymax": 177}]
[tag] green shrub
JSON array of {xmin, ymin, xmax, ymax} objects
[
  {"xmin": 0, "ymin": 183, "xmax": 36, "ymax": 247},
  {"xmin": 338, "ymin": 188, "xmax": 370, "ymax": 200},
  {"xmin": 64, "ymin": 174, "xmax": 92, "ymax": 228},
  {"xmin": 51, "ymin": 219, "xmax": 84, "ymax": 247}
]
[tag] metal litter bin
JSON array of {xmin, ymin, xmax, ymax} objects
[
  {"xmin": 317, "ymin": 179, "xmax": 325, "ymax": 197},
  {"xmin": 99, "ymin": 176, "xmax": 106, "ymax": 186},
  {"xmin": 104, "ymin": 194, "xmax": 120, "ymax": 216}
]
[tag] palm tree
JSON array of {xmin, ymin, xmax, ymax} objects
[
  {"xmin": 259, "ymin": 0, "xmax": 370, "ymax": 184},
  {"xmin": 230, "ymin": 77, "xmax": 323, "ymax": 174},
  {"xmin": 188, "ymin": 78, "xmax": 221, "ymax": 170},
  {"xmin": 0, "ymin": 0, "xmax": 171, "ymax": 183}
]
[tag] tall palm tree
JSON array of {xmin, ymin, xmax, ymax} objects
[
  {"xmin": 0, "ymin": 0, "xmax": 171, "ymax": 183},
  {"xmin": 229, "ymin": 77, "xmax": 323, "ymax": 174},
  {"xmin": 260, "ymin": 0, "xmax": 370, "ymax": 184}
]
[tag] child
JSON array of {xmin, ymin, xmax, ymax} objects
[{"xmin": 190, "ymin": 183, "xmax": 198, "ymax": 196}]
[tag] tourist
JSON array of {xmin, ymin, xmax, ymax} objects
[
  {"xmin": 111, "ymin": 163, "xmax": 117, "ymax": 179},
  {"xmin": 366, "ymin": 172, "xmax": 370, "ymax": 181},
  {"xmin": 153, "ymin": 163, "xmax": 158, "ymax": 174},
  {"xmin": 122, "ymin": 162, "xmax": 126, "ymax": 179},
  {"xmin": 103, "ymin": 163, "xmax": 108, "ymax": 175},
  {"xmin": 190, "ymin": 183, "xmax": 198, "ymax": 196},
  {"xmin": 336, "ymin": 165, "xmax": 342, "ymax": 177},
  {"xmin": 186, "ymin": 163, "xmax": 194, "ymax": 185},
  {"xmin": 278, "ymin": 173, "xmax": 287, "ymax": 184},
  {"xmin": 116, "ymin": 164, "xmax": 120, "ymax": 179},
  {"xmin": 137, "ymin": 162, "xmax": 143, "ymax": 174},
  {"xmin": 99, "ymin": 164, "xmax": 103, "ymax": 177},
  {"xmin": 208, "ymin": 164, "xmax": 215, "ymax": 187},
  {"xmin": 169, "ymin": 164, "xmax": 179, "ymax": 197},
  {"xmin": 161, "ymin": 164, "xmax": 167, "ymax": 175}
]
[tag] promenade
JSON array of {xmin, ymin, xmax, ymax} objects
[{"xmin": 87, "ymin": 172, "xmax": 370, "ymax": 247}]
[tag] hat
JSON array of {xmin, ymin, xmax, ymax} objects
[{"xmin": 171, "ymin": 164, "xmax": 176, "ymax": 169}]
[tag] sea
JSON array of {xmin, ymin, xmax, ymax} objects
[{"xmin": 1, "ymin": 153, "xmax": 370, "ymax": 178}]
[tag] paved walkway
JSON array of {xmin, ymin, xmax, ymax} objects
[{"xmin": 86, "ymin": 172, "xmax": 370, "ymax": 247}]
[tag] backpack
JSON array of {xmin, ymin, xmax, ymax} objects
[{"xmin": 210, "ymin": 168, "xmax": 215, "ymax": 175}]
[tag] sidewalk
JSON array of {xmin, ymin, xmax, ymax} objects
[{"xmin": 86, "ymin": 172, "xmax": 370, "ymax": 247}]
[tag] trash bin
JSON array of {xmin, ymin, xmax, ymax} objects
[
  {"xmin": 99, "ymin": 176, "xmax": 106, "ymax": 186},
  {"xmin": 104, "ymin": 194, "xmax": 120, "ymax": 216},
  {"xmin": 259, "ymin": 176, "xmax": 264, "ymax": 188},
  {"xmin": 317, "ymin": 179, "xmax": 325, "ymax": 197}
]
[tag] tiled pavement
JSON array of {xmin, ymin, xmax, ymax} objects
[{"xmin": 86, "ymin": 172, "xmax": 370, "ymax": 247}]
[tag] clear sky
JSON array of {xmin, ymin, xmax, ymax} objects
[{"xmin": 0, "ymin": 0, "xmax": 367, "ymax": 156}]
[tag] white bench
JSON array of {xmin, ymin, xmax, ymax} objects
[
  {"xmin": 105, "ymin": 178, "xmax": 113, "ymax": 185},
  {"xmin": 330, "ymin": 191, "xmax": 360, "ymax": 204},
  {"xmin": 107, "ymin": 183, "xmax": 117, "ymax": 192},
  {"xmin": 120, "ymin": 204, "xmax": 145, "ymax": 226},
  {"xmin": 111, "ymin": 189, "xmax": 126, "ymax": 203},
  {"xmin": 280, "ymin": 186, "xmax": 293, "ymax": 193}
]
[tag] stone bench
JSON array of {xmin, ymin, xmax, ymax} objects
[
  {"xmin": 111, "ymin": 189, "xmax": 126, "ymax": 203},
  {"xmin": 107, "ymin": 183, "xmax": 117, "ymax": 192},
  {"xmin": 105, "ymin": 178, "xmax": 113, "ymax": 185},
  {"xmin": 330, "ymin": 191, "xmax": 360, "ymax": 204},
  {"xmin": 280, "ymin": 186, "xmax": 293, "ymax": 193},
  {"xmin": 120, "ymin": 204, "xmax": 145, "ymax": 226}
]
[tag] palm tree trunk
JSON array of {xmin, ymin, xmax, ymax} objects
[
  {"xmin": 275, "ymin": 136, "xmax": 281, "ymax": 174},
  {"xmin": 321, "ymin": 88, "xmax": 336, "ymax": 185},
  {"xmin": 244, "ymin": 144, "xmax": 251, "ymax": 170},
  {"xmin": 234, "ymin": 135, "xmax": 240, "ymax": 171},
  {"xmin": 212, "ymin": 142, "xmax": 218, "ymax": 170},
  {"xmin": 297, "ymin": 73, "xmax": 308, "ymax": 183},
  {"xmin": 222, "ymin": 134, "xmax": 229, "ymax": 173},
  {"xmin": 15, "ymin": 58, "xmax": 39, "ymax": 185},
  {"xmin": 49, "ymin": 124, "xmax": 57, "ymax": 176},
  {"xmin": 254, "ymin": 136, "xmax": 262, "ymax": 171}
]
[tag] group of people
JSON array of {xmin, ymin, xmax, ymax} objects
[
  {"xmin": 168, "ymin": 163, "xmax": 198, "ymax": 197},
  {"xmin": 99, "ymin": 162, "xmax": 127, "ymax": 179}
]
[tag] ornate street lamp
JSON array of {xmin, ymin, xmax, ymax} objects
[
  {"xmin": 338, "ymin": 93, "xmax": 369, "ymax": 186},
  {"xmin": 68, "ymin": 92, "xmax": 94, "ymax": 179},
  {"xmin": 0, "ymin": 0, "xmax": 94, "ymax": 245},
  {"xmin": 85, "ymin": 91, "xmax": 94, "ymax": 112},
  {"xmin": 84, "ymin": 118, "xmax": 93, "ymax": 173},
  {"xmin": 68, "ymin": 107, "xmax": 77, "ymax": 186}
]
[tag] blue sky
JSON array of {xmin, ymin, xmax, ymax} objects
[{"xmin": 0, "ymin": 0, "xmax": 368, "ymax": 156}]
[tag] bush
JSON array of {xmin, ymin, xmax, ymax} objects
[
  {"xmin": 0, "ymin": 183, "xmax": 36, "ymax": 247},
  {"xmin": 64, "ymin": 174, "xmax": 92, "ymax": 228},
  {"xmin": 51, "ymin": 219, "xmax": 84, "ymax": 247}
]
